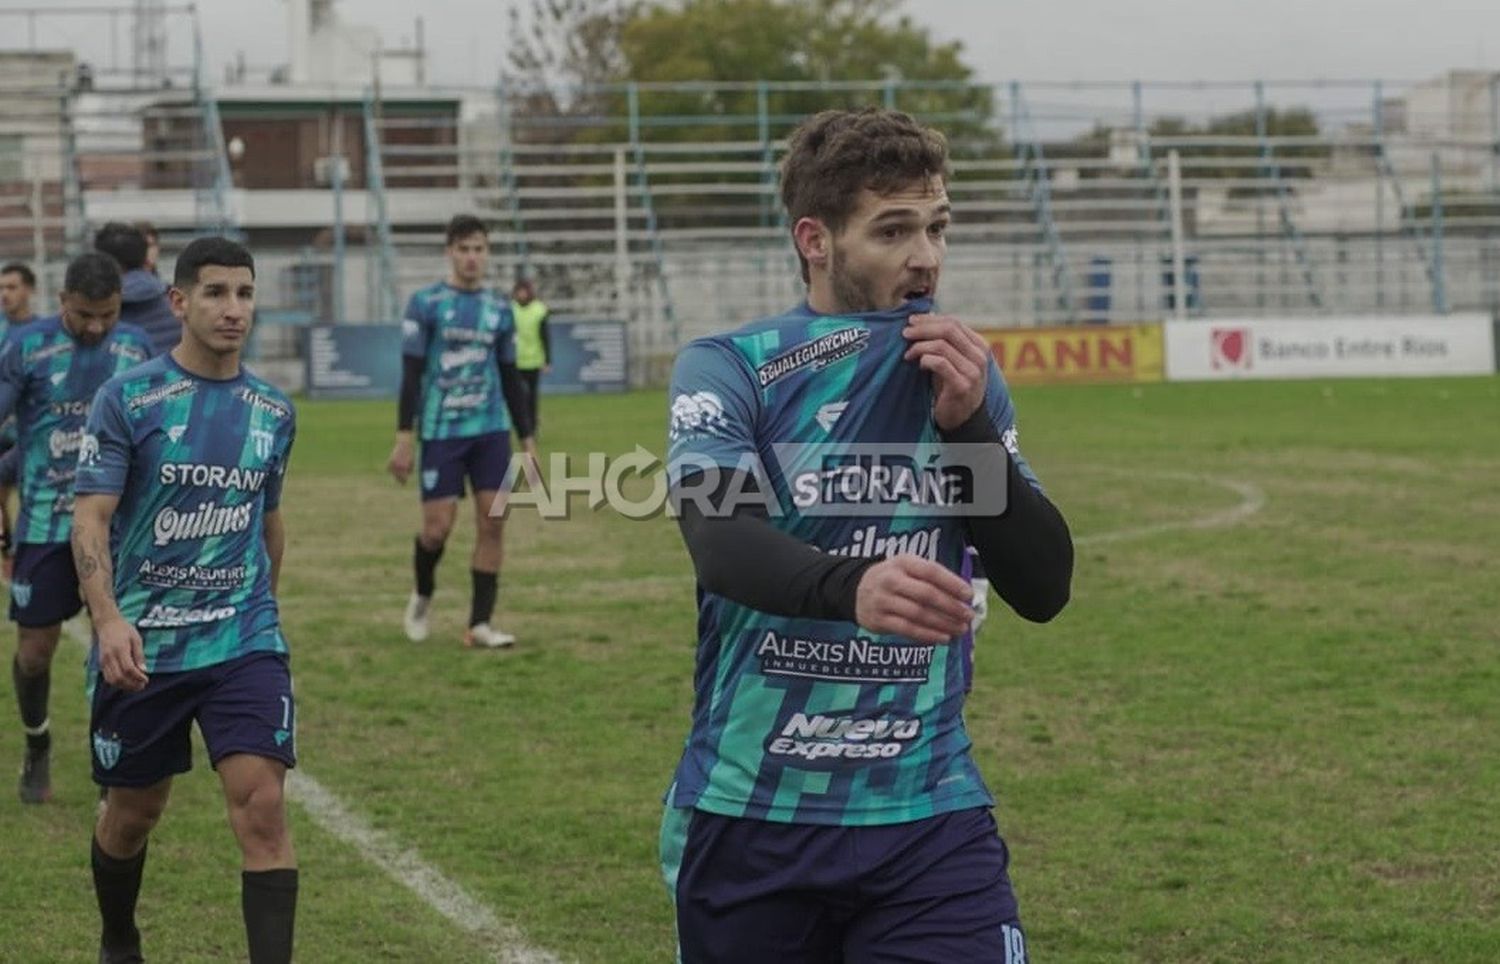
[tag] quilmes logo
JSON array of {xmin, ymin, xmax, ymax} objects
[
  {"xmin": 10, "ymin": 581, "xmax": 32, "ymax": 609},
  {"xmin": 756, "ymin": 327, "xmax": 871, "ymax": 387},
  {"xmin": 151, "ymin": 501, "xmax": 254, "ymax": 547},
  {"xmin": 49, "ymin": 428, "xmax": 83, "ymax": 460},
  {"xmin": 93, "ymin": 731, "xmax": 122, "ymax": 770},
  {"xmin": 1211, "ymin": 328, "xmax": 1252, "ymax": 370}
]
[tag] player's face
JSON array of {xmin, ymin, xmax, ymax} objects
[
  {"xmin": 512, "ymin": 282, "xmax": 532, "ymax": 305},
  {"xmin": 447, "ymin": 233, "xmax": 488, "ymax": 287},
  {"xmin": 59, "ymin": 291, "xmax": 122, "ymax": 346},
  {"xmin": 173, "ymin": 265, "xmax": 255, "ymax": 356},
  {"xmin": 827, "ymin": 177, "xmax": 949, "ymax": 313},
  {"xmin": 0, "ymin": 272, "xmax": 30, "ymax": 317}
]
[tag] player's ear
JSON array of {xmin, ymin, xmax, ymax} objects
[
  {"xmin": 792, "ymin": 217, "xmax": 831, "ymax": 274},
  {"xmin": 168, "ymin": 284, "xmax": 188, "ymax": 320}
]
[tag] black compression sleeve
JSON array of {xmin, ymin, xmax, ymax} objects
[
  {"xmin": 397, "ymin": 355, "xmax": 423, "ymax": 431},
  {"xmin": 674, "ymin": 470, "xmax": 876, "ymax": 621},
  {"xmin": 498, "ymin": 360, "xmax": 535, "ymax": 438},
  {"xmin": 539, "ymin": 313, "xmax": 551, "ymax": 364},
  {"xmin": 940, "ymin": 407, "xmax": 1073, "ymax": 623}
]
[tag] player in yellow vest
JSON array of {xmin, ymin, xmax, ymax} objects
[{"xmin": 510, "ymin": 280, "xmax": 549, "ymax": 433}]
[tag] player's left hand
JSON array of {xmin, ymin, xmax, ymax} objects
[
  {"xmin": 520, "ymin": 437, "xmax": 542, "ymax": 488},
  {"xmin": 902, "ymin": 314, "xmax": 991, "ymax": 431}
]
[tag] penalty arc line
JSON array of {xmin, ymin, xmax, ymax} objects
[{"xmin": 37, "ymin": 605, "xmax": 562, "ymax": 964}]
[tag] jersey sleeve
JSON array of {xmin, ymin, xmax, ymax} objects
[
  {"xmin": 667, "ymin": 339, "xmax": 760, "ymax": 486},
  {"xmin": 496, "ymin": 304, "xmax": 517, "ymax": 365},
  {"xmin": 263, "ymin": 411, "xmax": 296, "ymax": 511},
  {"xmin": 982, "ymin": 356, "xmax": 1041, "ymax": 491},
  {"xmin": 0, "ymin": 336, "xmax": 24, "ymax": 420},
  {"xmin": 75, "ymin": 383, "xmax": 132, "ymax": 495},
  {"xmin": 400, "ymin": 293, "xmax": 430, "ymax": 360}
]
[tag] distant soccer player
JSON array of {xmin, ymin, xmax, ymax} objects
[
  {"xmin": 0, "ymin": 261, "xmax": 38, "ymax": 573},
  {"xmin": 95, "ymin": 221, "xmax": 179, "ymax": 355},
  {"xmin": 1, "ymin": 261, "xmax": 37, "ymax": 327},
  {"xmin": 386, "ymin": 214, "xmax": 537, "ymax": 648},
  {"xmin": 660, "ymin": 108, "xmax": 1074, "ymax": 962},
  {"xmin": 0, "ymin": 252, "xmax": 151, "ymax": 804},
  {"xmin": 73, "ymin": 237, "xmax": 298, "ymax": 963}
]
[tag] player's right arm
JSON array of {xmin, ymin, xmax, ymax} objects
[
  {"xmin": 73, "ymin": 380, "xmax": 148, "ymax": 691},
  {"xmin": 389, "ymin": 293, "xmax": 430, "ymax": 483},
  {"xmin": 73, "ymin": 492, "xmax": 147, "ymax": 691}
]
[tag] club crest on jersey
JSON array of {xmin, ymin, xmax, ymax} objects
[
  {"xmin": 10, "ymin": 581, "xmax": 31, "ymax": 609},
  {"xmin": 93, "ymin": 731, "xmax": 122, "ymax": 770},
  {"xmin": 250, "ymin": 428, "xmax": 275, "ymax": 459},
  {"xmin": 422, "ymin": 469, "xmax": 439, "ymax": 490},
  {"xmin": 756, "ymin": 327, "xmax": 871, "ymax": 388}
]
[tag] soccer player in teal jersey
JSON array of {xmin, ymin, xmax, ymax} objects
[
  {"xmin": 660, "ymin": 109, "xmax": 1074, "ymax": 962},
  {"xmin": 0, "ymin": 252, "xmax": 151, "ymax": 805},
  {"xmin": 73, "ymin": 237, "xmax": 298, "ymax": 964},
  {"xmin": 0, "ymin": 262, "xmax": 38, "ymax": 573},
  {"xmin": 387, "ymin": 214, "xmax": 538, "ymax": 649}
]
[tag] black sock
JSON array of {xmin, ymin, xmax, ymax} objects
[
  {"xmin": 242, "ymin": 868, "xmax": 298, "ymax": 964},
  {"xmin": 413, "ymin": 536, "xmax": 444, "ymax": 598},
  {"xmin": 13, "ymin": 654, "xmax": 50, "ymax": 755},
  {"xmin": 469, "ymin": 569, "xmax": 498, "ymax": 627},
  {"xmin": 92, "ymin": 836, "xmax": 146, "ymax": 952}
]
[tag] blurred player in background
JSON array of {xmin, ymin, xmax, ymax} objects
[
  {"xmin": 0, "ymin": 261, "xmax": 38, "ymax": 575},
  {"xmin": 387, "ymin": 214, "xmax": 537, "ymax": 649},
  {"xmin": 133, "ymin": 221, "xmax": 161, "ymax": 277},
  {"xmin": 509, "ymin": 277, "xmax": 550, "ymax": 434},
  {"xmin": 0, "ymin": 252, "xmax": 151, "ymax": 804},
  {"xmin": 95, "ymin": 222, "xmax": 180, "ymax": 356},
  {"xmin": 74, "ymin": 237, "xmax": 298, "ymax": 964},
  {"xmin": 660, "ymin": 107, "xmax": 1073, "ymax": 963},
  {"xmin": 1, "ymin": 262, "xmax": 37, "ymax": 328}
]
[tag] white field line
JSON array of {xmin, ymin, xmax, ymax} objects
[{"xmin": 45, "ymin": 612, "xmax": 561, "ymax": 964}]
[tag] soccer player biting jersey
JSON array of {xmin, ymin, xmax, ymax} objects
[
  {"xmin": 660, "ymin": 108, "xmax": 1074, "ymax": 963},
  {"xmin": 72, "ymin": 237, "xmax": 298, "ymax": 964}
]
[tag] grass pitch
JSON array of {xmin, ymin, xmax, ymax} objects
[{"xmin": 2, "ymin": 375, "xmax": 1497, "ymax": 962}]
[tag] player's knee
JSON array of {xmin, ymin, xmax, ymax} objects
[
  {"xmin": 14, "ymin": 645, "xmax": 52, "ymax": 677},
  {"xmin": 230, "ymin": 779, "xmax": 288, "ymax": 842},
  {"xmin": 419, "ymin": 523, "xmax": 452, "ymax": 548},
  {"xmin": 103, "ymin": 792, "xmax": 168, "ymax": 843}
]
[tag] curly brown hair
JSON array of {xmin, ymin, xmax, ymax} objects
[{"xmin": 779, "ymin": 107, "xmax": 950, "ymax": 283}]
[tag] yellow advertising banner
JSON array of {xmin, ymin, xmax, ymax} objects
[{"xmin": 979, "ymin": 323, "xmax": 1164, "ymax": 385}]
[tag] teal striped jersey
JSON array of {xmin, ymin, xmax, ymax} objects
[
  {"xmin": 401, "ymin": 282, "xmax": 517, "ymax": 440},
  {"xmin": 664, "ymin": 300, "xmax": 1041, "ymax": 826},
  {"xmin": 0, "ymin": 317, "xmax": 152, "ymax": 544},
  {"xmin": 75, "ymin": 355, "xmax": 295, "ymax": 674}
]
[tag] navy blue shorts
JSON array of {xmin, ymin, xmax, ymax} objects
[
  {"xmin": 661, "ymin": 805, "xmax": 1028, "ymax": 964},
  {"xmin": 90, "ymin": 651, "xmax": 297, "ymax": 788},
  {"xmin": 419, "ymin": 431, "xmax": 512, "ymax": 502},
  {"xmin": 9, "ymin": 541, "xmax": 82, "ymax": 627}
]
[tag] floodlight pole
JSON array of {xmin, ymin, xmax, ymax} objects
[
  {"xmin": 1167, "ymin": 149, "xmax": 1188, "ymax": 320},
  {"xmin": 614, "ymin": 147, "xmax": 630, "ymax": 323}
]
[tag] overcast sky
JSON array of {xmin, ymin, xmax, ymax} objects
[{"xmin": 8, "ymin": 0, "xmax": 1500, "ymax": 112}]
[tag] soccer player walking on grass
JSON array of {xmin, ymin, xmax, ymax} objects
[
  {"xmin": 0, "ymin": 252, "xmax": 151, "ymax": 805},
  {"xmin": 387, "ymin": 214, "xmax": 537, "ymax": 649},
  {"xmin": 660, "ymin": 108, "xmax": 1074, "ymax": 962},
  {"xmin": 73, "ymin": 238, "xmax": 298, "ymax": 964}
]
